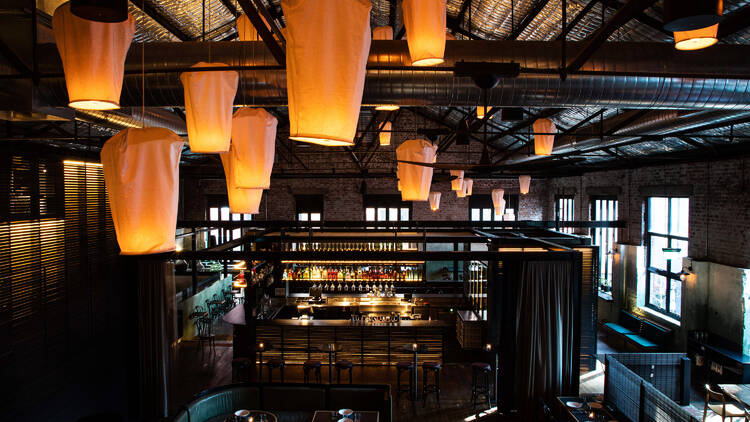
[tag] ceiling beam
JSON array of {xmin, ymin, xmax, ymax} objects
[
  {"xmin": 236, "ymin": 0, "xmax": 286, "ymax": 66},
  {"xmin": 446, "ymin": 16, "xmax": 484, "ymax": 40},
  {"xmin": 565, "ymin": 0, "xmax": 657, "ymax": 75},
  {"xmin": 598, "ymin": 0, "xmax": 671, "ymax": 37},
  {"xmin": 718, "ymin": 5, "xmax": 750, "ymax": 39},
  {"xmin": 556, "ymin": 0, "xmax": 599, "ymax": 40},
  {"xmin": 507, "ymin": 0, "xmax": 552, "ymax": 40},
  {"xmin": 132, "ymin": 0, "xmax": 192, "ymax": 41},
  {"xmin": 219, "ymin": 0, "xmax": 239, "ymax": 17}
]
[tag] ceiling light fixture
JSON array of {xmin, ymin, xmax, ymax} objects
[
  {"xmin": 663, "ymin": 0, "xmax": 722, "ymax": 51},
  {"xmin": 402, "ymin": 0, "xmax": 446, "ymax": 66}
]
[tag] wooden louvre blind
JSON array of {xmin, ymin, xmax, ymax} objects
[
  {"xmin": 576, "ymin": 247, "xmax": 598, "ymax": 372},
  {"xmin": 0, "ymin": 154, "xmax": 117, "ymax": 416}
]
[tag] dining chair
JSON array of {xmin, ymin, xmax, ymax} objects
[{"xmin": 703, "ymin": 384, "xmax": 749, "ymax": 422}]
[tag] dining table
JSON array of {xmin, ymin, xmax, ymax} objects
[
  {"xmin": 719, "ymin": 384, "xmax": 750, "ymax": 408},
  {"xmin": 394, "ymin": 343, "xmax": 428, "ymax": 402},
  {"xmin": 316, "ymin": 343, "xmax": 344, "ymax": 384},
  {"xmin": 557, "ymin": 396, "xmax": 620, "ymax": 422},
  {"xmin": 311, "ymin": 410, "xmax": 379, "ymax": 422},
  {"xmin": 204, "ymin": 409, "xmax": 278, "ymax": 422}
]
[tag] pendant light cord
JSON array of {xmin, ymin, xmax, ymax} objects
[{"xmin": 141, "ymin": 0, "xmax": 145, "ymax": 127}]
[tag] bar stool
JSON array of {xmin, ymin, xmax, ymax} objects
[
  {"xmin": 265, "ymin": 358, "xmax": 285, "ymax": 382},
  {"xmin": 303, "ymin": 360, "xmax": 322, "ymax": 383},
  {"xmin": 395, "ymin": 361, "xmax": 414, "ymax": 400},
  {"xmin": 422, "ymin": 361, "xmax": 441, "ymax": 407},
  {"xmin": 335, "ymin": 360, "xmax": 354, "ymax": 384},
  {"xmin": 471, "ymin": 362, "xmax": 492, "ymax": 409}
]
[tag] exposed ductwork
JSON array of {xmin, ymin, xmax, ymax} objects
[
  {"xmin": 27, "ymin": 40, "xmax": 750, "ymax": 109},
  {"xmin": 75, "ymin": 108, "xmax": 187, "ymax": 135}
]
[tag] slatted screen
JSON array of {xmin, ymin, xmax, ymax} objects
[
  {"xmin": 576, "ymin": 247, "xmax": 598, "ymax": 372},
  {"xmin": 0, "ymin": 154, "xmax": 118, "ymax": 419}
]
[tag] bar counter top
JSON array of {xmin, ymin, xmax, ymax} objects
[{"xmin": 223, "ymin": 305, "xmax": 448, "ymax": 327}]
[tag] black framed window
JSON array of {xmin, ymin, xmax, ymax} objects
[
  {"xmin": 364, "ymin": 195, "xmax": 411, "ymax": 222},
  {"xmin": 555, "ymin": 195, "xmax": 575, "ymax": 234},
  {"xmin": 207, "ymin": 196, "xmax": 252, "ymax": 251},
  {"xmin": 296, "ymin": 195, "xmax": 324, "ymax": 222},
  {"xmin": 469, "ymin": 194, "xmax": 519, "ymax": 222},
  {"xmin": 591, "ymin": 197, "xmax": 618, "ymax": 294},
  {"xmin": 646, "ymin": 197, "xmax": 688, "ymax": 319}
]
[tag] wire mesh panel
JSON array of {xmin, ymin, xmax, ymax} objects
[
  {"xmin": 611, "ymin": 353, "xmax": 688, "ymax": 402},
  {"xmin": 641, "ymin": 382, "xmax": 700, "ymax": 422},
  {"xmin": 605, "ymin": 356, "xmax": 642, "ymax": 422}
]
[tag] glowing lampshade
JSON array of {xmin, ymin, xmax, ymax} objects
[
  {"xmin": 457, "ymin": 178, "xmax": 473, "ymax": 198},
  {"xmin": 180, "ymin": 62, "xmax": 238, "ymax": 153},
  {"xmin": 533, "ymin": 118, "xmax": 556, "ymax": 156},
  {"xmin": 373, "ymin": 25, "xmax": 393, "ymax": 40},
  {"xmin": 429, "ymin": 192, "xmax": 441, "ymax": 211},
  {"xmin": 236, "ymin": 13, "xmax": 259, "ymax": 41},
  {"xmin": 379, "ymin": 121, "xmax": 392, "ymax": 146},
  {"xmin": 101, "ymin": 128, "xmax": 183, "ymax": 255},
  {"xmin": 402, "ymin": 0, "xmax": 446, "ymax": 66},
  {"xmin": 476, "ymin": 106, "xmax": 492, "ymax": 119},
  {"xmin": 220, "ymin": 152, "xmax": 263, "ymax": 214},
  {"xmin": 519, "ymin": 175, "xmax": 531, "ymax": 194},
  {"xmin": 230, "ymin": 108, "xmax": 277, "ymax": 189},
  {"xmin": 495, "ymin": 199, "xmax": 506, "ymax": 218},
  {"xmin": 450, "ymin": 170, "xmax": 464, "ymax": 191},
  {"xmin": 396, "ymin": 139, "xmax": 437, "ymax": 201},
  {"xmin": 52, "ymin": 3, "xmax": 135, "ymax": 110},
  {"xmin": 283, "ymin": 0, "xmax": 371, "ymax": 146},
  {"xmin": 674, "ymin": 24, "xmax": 718, "ymax": 50},
  {"xmin": 492, "ymin": 188, "xmax": 504, "ymax": 209}
]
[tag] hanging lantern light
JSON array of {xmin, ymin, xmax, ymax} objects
[
  {"xmin": 52, "ymin": 3, "xmax": 135, "ymax": 110},
  {"xmin": 673, "ymin": 24, "xmax": 719, "ymax": 50},
  {"xmin": 283, "ymin": 0, "xmax": 371, "ymax": 146},
  {"xmin": 495, "ymin": 199, "xmax": 506, "ymax": 218},
  {"xmin": 236, "ymin": 13, "xmax": 259, "ymax": 41},
  {"xmin": 379, "ymin": 121, "xmax": 392, "ymax": 146},
  {"xmin": 477, "ymin": 106, "xmax": 493, "ymax": 119},
  {"xmin": 402, "ymin": 0, "xmax": 446, "ymax": 66},
  {"xmin": 229, "ymin": 108, "xmax": 277, "ymax": 189},
  {"xmin": 663, "ymin": 0, "xmax": 722, "ymax": 51},
  {"xmin": 533, "ymin": 118, "xmax": 556, "ymax": 156},
  {"xmin": 519, "ymin": 175, "xmax": 531, "ymax": 194},
  {"xmin": 396, "ymin": 139, "xmax": 437, "ymax": 201},
  {"xmin": 429, "ymin": 192, "xmax": 441, "ymax": 212},
  {"xmin": 180, "ymin": 62, "xmax": 239, "ymax": 153},
  {"xmin": 373, "ymin": 25, "xmax": 393, "ymax": 40},
  {"xmin": 101, "ymin": 128, "xmax": 183, "ymax": 255},
  {"xmin": 457, "ymin": 178, "xmax": 473, "ymax": 198},
  {"xmin": 220, "ymin": 152, "xmax": 263, "ymax": 214},
  {"xmin": 70, "ymin": 0, "xmax": 128, "ymax": 23},
  {"xmin": 450, "ymin": 170, "xmax": 464, "ymax": 191},
  {"xmin": 492, "ymin": 188, "xmax": 504, "ymax": 209}
]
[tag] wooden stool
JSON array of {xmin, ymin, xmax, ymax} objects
[
  {"xmin": 335, "ymin": 360, "xmax": 354, "ymax": 384},
  {"xmin": 266, "ymin": 358, "xmax": 285, "ymax": 382},
  {"xmin": 395, "ymin": 361, "xmax": 414, "ymax": 400},
  {"xmin": 422, "ymin": 361, "xmax": 441, "ymax": 407},
  {"xmin": 471, "ymin": 362, "xmax": 492, "ymax": 409},
  {"xmin": 303, "ymin": 360, "xmax": 322, "ymax": 383}
]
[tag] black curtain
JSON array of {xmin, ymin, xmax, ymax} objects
[{"xmin": 504, "ymin": 260, "xmax": 578, "ymax": 417}]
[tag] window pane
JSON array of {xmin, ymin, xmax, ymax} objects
[
  {"xmin": 649, "ymin": 273, "xmax": 667, "ymax": 311},
  {"xmin": 232, "ymin": 213, "xmax": 241, "ymax": 221},
  {"xmin": 400, "ymin": 208, "xmax": 409, "ymax": 221},
  {"xmin": 649, "ymin": 235, "xmax": 668, "ymax": 271},
  {"xmin": 669, "ymin": 279, "xmax": 682, "ymax": 316},
  {"xmin": 482, "ymin": 208, "xmax": 491, "ymax": 221},
  {"xmin": 232, "ymin": 228, "xmax": 240, "ymax": 240},
  {"xmin": 388, "ymin": 208, "xmax": 398, "ymax": 221},
  {"xmin": 220, "ymin": 206, "xmax": 230, "ymax": 221},
  {"xmin": 365, "ymin": 208, "xmax": 375, "ymax": 221},
  {"xmin": 243, "ymin": 213, "xmax": 252, "ymax": 221},
  {"xmin": 670, "ymin": 239, "xmax": 689, "ymax": 274},
  {"xmin": 209, "ymin": 207, "xmax": 219, "ymax": 221},
  {"xmin": 648, "ymin": 197, "xmax": 668, "ymax": 234},
  {"xmin": 310, "ymin": 213, "xmax": 321, "ymax": 221},
  {"xmin": 471, "ymin": 209, "xmax": 480, "ymax": 221},
  {"xmin": 670, "ymin": 197, "xmax": 689, "ymax": 237},
  {"xmin": 377, "ymin": 208, "xmax": 387, "ymax": 221},
  {"xmin": 298, "ymin": 213, "xmax": 309, "ymax": 221}
]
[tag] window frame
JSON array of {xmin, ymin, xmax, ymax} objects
[
  {"xmin": 363, "ymin": 195, "xmax": 412, "ymax": 224},
  {"xmin": 645, "ymin": 196, "xmax": 688, "ymax": 320},
  {"xmin": 469, "ymin": 194, "xmax": 519, "ymax": 222},
  {"xmin": 555, "ymin": 195, "xmax": 575, "ymax": 234},
  {"xmin": 206, "ymin": 196, "xmax": 252, "ymax": 251},
  {"xmin": 295, "ymin": 194, "xmax": 324, "ymax": 222},
  {"xmin": 590, "ymin": 196, "xmax": 618, "ymax": 295}
]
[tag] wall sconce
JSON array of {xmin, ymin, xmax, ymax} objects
[{"xmin": 680, "ymin": 259, "xmax": 694, "ymax": 282}]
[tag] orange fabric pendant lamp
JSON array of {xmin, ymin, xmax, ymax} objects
[
  {"xmin": 495, "ymin": 199, "xmax": 506, "ymax": 218},
  {"xmin": 457, "ymin": 178, "xmax": 473, "ymax": 198},
  {"xmin": 283, "ymin": 0, "xmax": 371, "ymax": 147},
  {"xmin": 236, "ymin": 13, "xmax": 259, "ymax": 41},
  {"xmin": 379, "ymin": 121, "xmax": 392, "ymax": 146},
  {"xmin": 220, "ymin": 152, "xmax": 263, "ymax": 214},
  {"xmin": 533, "ymin": 118, "xmax": 556, "ymax": 156},
  {"xmin": 181, "ymin": 62, "xmax": 238, "ymax": 153},
  {"xmin": 101, "ymin": 128, "xmax": 183, "ymax": 255},
  {"xmin": 402, "ymin": 0, "xmax": 446, "ymax": 66},
  {"xmin": 230, "ymin": 108, "xmax": 277, "ymax": 189},
  {"xmin": 519, "ymin": 175, "xmax": 531, "ymax": 194},
  {"xmin": 492, "ymin": 188, "xmax": 505, "ymax": 216},
  {"xmin": 397, "ymin": 139, "xmax": 437, "ymax": 201},
  {"xmin": 373, "ymin": 25, "xmax": 393, "ymax": 40},
  {"xmin": 450, "ymin": 170, "xmax": 464, "ymax": 191},
  {"xmin": 52, "ymin": 2, "xmax": 135, "ymax": 111},
  {"xmin": 674, "ymin": 24, "xmax": 718, "ymax": 50},
  {"xmin": 429, "ymin": 192, "xmax": 441, "ymax": 211}
]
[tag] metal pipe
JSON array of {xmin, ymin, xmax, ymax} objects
[{"xmin": 29, "ymin": 41, "xmax": 750, "ymax": 109}]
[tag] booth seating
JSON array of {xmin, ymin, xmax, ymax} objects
[
  {"xmin": 602, "ymin": 310, "xmax": 672, "ymax": 351},
  {"xmin": 171, "ymin": 382, "xmax": 392, "ymax": 422}
]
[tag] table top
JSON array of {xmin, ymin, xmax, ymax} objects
[
  {"xmin": 205, "ymin": 410, "xmax": 277, "ymax": 422},
  {"xmin": 719, "ymin": 384, "xmax": 750, "ymax": 407},
  {"xmin": 557, "ymin": 396, "xmax": 618, "ymax": 422},
  {"xmin": 312, "ymin": 410, "xmax": 379, "ymax": 422}
]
